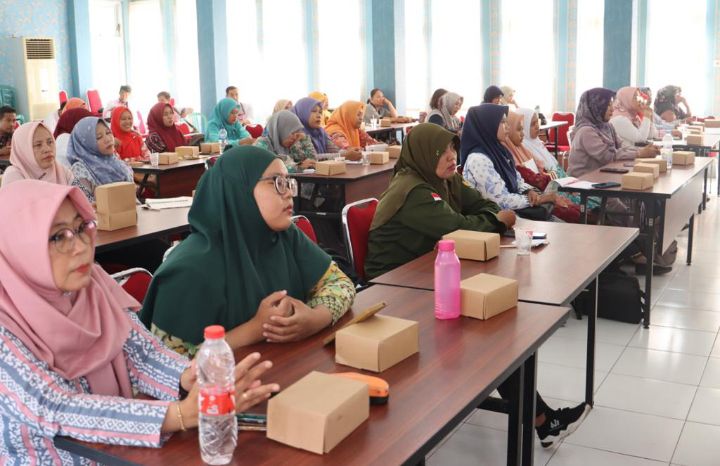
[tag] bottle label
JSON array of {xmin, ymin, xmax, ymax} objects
[{"xmin": 199, "ymin": 387, "xmax": 236, "ymax": 416}]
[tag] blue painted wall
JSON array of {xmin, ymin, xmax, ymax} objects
[
  {"xmin": 603, "ymin": 0, "xmax": 633, "ymax": 90},
  {"xmin": 369, "ymin": 0, "xmax": 395, "ymax": 103},
  {"xmin": 0, "ymin": 0, "xmax": 74, "ymax": 95},
  {"xmin": 196, "ymin": 0, "xmax": 228, "ymax": 117}
]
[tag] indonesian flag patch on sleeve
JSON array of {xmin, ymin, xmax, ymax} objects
[{"xmin": 431, "ymin": 192, "xmax": 442, "ymax": 202}]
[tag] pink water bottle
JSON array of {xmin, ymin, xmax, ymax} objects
[{"xmin": 434, "ymin": 239, "xmax": 461, "ymax": 319}]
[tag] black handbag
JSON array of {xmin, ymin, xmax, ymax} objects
[
  {"xmin": 573, "ymin": 267, "xmax": 645, "ymax": 324},
  {"xmin": 515, "ymin": 203, "xmax": 554, "ymax": 221}
]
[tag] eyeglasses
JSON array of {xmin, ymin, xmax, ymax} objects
[
  {"xmin": 258, "ymin": 175, "xmax": 298, "ymax": 197},
  {"xmin": 49, "ymin": 220, "xmax": 97, "ymax": 254}
]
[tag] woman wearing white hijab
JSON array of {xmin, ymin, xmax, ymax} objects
[
  {"xmin": 427, "ymin": 92, "xmax": 463, "ymax": 133},
  {"xmin": 519, "ymin": 108, "xmax": 562, "ymax": 176}
]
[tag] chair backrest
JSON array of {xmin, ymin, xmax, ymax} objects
[
  {"xmin": 111, "ymin": 267, "xmax": 153, "ymax": 303},
  {"xmin": 58, "ymin": 90, "xmax": 68, "ymax": 106},
  {"xmin": 176, "ymin": 121, "xmax": 191, "ymax": 135},
  {"xmin": 292, "ymin": 215, "xmax": 318, "ymax": 243},
  {"xmin": 86, "ymin": 89, "xmax": 102, "ymax": 115},
  {"xmin": 548, "ymin": 112, "xmax": 575, "ymax": 147},
  {"xmin": 135, "ymin": 110, "xmax": 147, "ymax": 136},
  {"xmin": 341, "ymin": 198, "xmax": 378, "ymax": 281}
]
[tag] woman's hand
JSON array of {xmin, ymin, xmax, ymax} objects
[
  {"xmin": 496, "ymin": 210, "xmax": 517, "ymax": 228},
  {"xmin": 638, "ymin": 144, "xmax": 660, "ymax": 158},
  {"xmin": 526, "ymin": 190, "xmax": 541, "ymax": 206},
  {"xmin": 299, "ymin": 159, "xmax": 316, "ymax": 169},
  {"xmin": 239, "ymin": 137, "xmax": 256, "ymax": 146},
  {"xmin": 180, "ymin": 359, "xmax": 197, "ymax": 393},
  {"xmin": 343, "ymin": 148, "xmax": 363, "ymax": 161},
  {"xmin": 232, "ymin": 352, "xmax": 280, "ymax": 412},
  {"xmin": 553, "ymin": 194, "xmax": 570, "ymax": 208},
  {"xmin": 261, "ymin": 298, "xmax": 332, "ymax": 343}
]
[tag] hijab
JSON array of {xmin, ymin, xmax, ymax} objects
[
  {"xmin": 110, "ymin": 107, "xmax": 144, "ymax": 160},
  {"xmin": 309, "ymin": 91, "xmax": 330, "ymax": 126},
  {"xmin": 501, "ymin": 111, "xmax": 543, "ymax": 170},
  {"xmin": 0, "ymin": 180, "xmax": 139, "ymax": 397},
  {"xmin": 66, "ymin": 117, "xmax": 133, "ymax": 185},
  {"xmin": 483, "ymin": 85, "xmax": 504, "ymax": 103},
  {"xmin": 500, "ymin": 86, "xmax": 515, "ymax": 105},
  {"xmin": 325, "ymin": 101, "xmax": 364, "ymax": 148},
  {"xmin": 263, "ymin": 110, "xmax": 305, "ymax": 156},
  {"xmin": 147, "ymin": 102, "xmax": 185, "ymax": 152},
  {"xmin": 292, "ymin": 97, "xmax": 328, "ymax": 154},
  {"xmin": 612, "ymin": 86, "xmax": 641, "ymax": 127},
  {"xmin": 54, "ymin": 108, "xmax": 94, "ymax": 139},
  {"xmin": 519, "ymin": 107, "xmax": 558, "ymax": 170},
  {"xmin": 63, "ymin": 97, "xmax": 87, "ymax": 113},
  {"xmin": 460, "ymin": 104, "xmax": 518, "ymax": 193},
  {"xmin": 371, "ymin": 123, "xmax": 462, "ymax": 230},
  {"xmin": 429, "ymin": 92, "xmax": 462, "ymax": 131},
  {"xmin": 273, "ymin": 100, "xmax": 292, "ymax": 114},
  {"xmin": 574, "ymin": 87, "xmax": 617, "ymax": 145},
  {"xmin": 4, "ymin": 121, "xmax": 72, "ymax": 185},
  {"xmin": 140, "ymin": 147, "xmax": 331, "ymax": 344},
  {"xmin": 654, "ymin": 85, "xmax": 684, "ymax": 119},
  {"xmin": 207, "ymin": 98, "xmax": 246, "ymax": 141}
]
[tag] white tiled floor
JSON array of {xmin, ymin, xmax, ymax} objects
[{"xmin": 427, "ymin": 184, "xmax": 720, "ymax": 465}]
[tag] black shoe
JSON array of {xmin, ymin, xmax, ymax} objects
[
  {"xmin": 634, "ymin": 263, "xmax": 673, "ymax": 275},
  {"xmin": 536, "ymin": 402, "xmax": 590, "ymax": 448}
]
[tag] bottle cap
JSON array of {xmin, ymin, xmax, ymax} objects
[
  {"xmin": 437, "ymin": 239, "xmax": 455, "ymax": 252},
  {"xmin": 204, "ymin": 325, "xmax": 226, "ymax": 340}
]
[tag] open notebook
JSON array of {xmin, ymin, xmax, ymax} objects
[
  {"xmin": 548, "ymin": 177, "xmax": 595, "ymax": 191},
  {"xmin": 143, "ymin": 196, "xmax": 193, "ymax": 210}
]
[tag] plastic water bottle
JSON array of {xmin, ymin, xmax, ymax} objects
[
  {"xmin": 218, "ymin": 128, "xmax": 228, "ymax": 151},
  {"xmin": 434, "ymin": 240, "xmax": 461, "ymax": 319},
  {"xmin": 661, "ymin": 133, "xmax": 674, "ymax": 169},
  {"xmin": 197, "ymin": 325, "xmax": 237, "ymax": 465}
]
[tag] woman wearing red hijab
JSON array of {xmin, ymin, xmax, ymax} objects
[
  {"xmin": 145, "ymin": 102, "xmax": 186, "ymax": 153},
  {"xmin": 53, "ymin": 108, "xmax": 94, "ymax": 167},
  {"xmin": 110, "ymin": 106, "xmax": 149, "ymax": 160}
]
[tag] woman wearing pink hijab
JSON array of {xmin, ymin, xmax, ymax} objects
[
  {"xmin": 609, "ymin": 86, "xmax": 660, "ymax": 150},
  {"xmin": 0, "ymin": 121, "xmax": 73, "ymax": 187},
  {"xmin": 0, "ymin": 180, "xmax": 279, "ymax": 463}
]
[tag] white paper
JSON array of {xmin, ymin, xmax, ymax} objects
[{"xmin": 143, "ymin": 196, "xmax": 193, "ymax": 210}]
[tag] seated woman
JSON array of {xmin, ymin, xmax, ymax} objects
[
  {"xmin": 419, "ymin": 88, "xmax": 447, "ymax": 123},
  {"xmin": 364, "ymin": 124, "xmax": 587, "ymax": 447},
  {"xmin": 254, "ymin": 110, "xmax": 316, "ymax": 171},
  {"xmin": 568, "ymin": 88, "xmax": 656, "ymax": 178},
  {"xmin": 145, "ymin": 102, "xmax": 187, "ymax": 153},
  {"xmin": 461, "ymin": 104, "xmax": 561, "ymax": 220},
  {"xmin": 292, "ymin": 97, "xmax": 340, "ymax": 157},
  {"xmin": 365, "ymin": 123, "xmax": 514, "ymax": 280},
  {"xmin": 1, "ymin": 121, "xmax": 73, "ymax": 187},
  {"xmin": 54, "ymin": 108, "xmax": 94, "ymax": 167},
  {"xmin": 325, "ymin": 101, "xmax": 379, "ymax": 160},
  {"xmin": 205, "ymin": 98, "xmax": 255, "ymax": 147},
  {"xmin": 111, "ymin": 106, "xmax": 149, "ymax": 161},
  {"xmin": 427, "ymin": 92, "xmax": 463, "ymax": 134},
  {"xmin": 500, "ymin": 86, "xmax": 518, "ymax": 111},
  {"xmin": 273, "ymin": 99, "xmax": 293, "ymax": 115},
  {"xmin": 363, "ymin": 88, "xmax": 398, "ymax": 124},
  {"xmin": 609, "ymin": 86, "xmax": 661, "ymax": 148},
  {"xmin": 309, "ymin": 91, "xmax": 332, "ymax": 126},
  {"xmin": 483, "ymin": 85, "xmax": 504, "ymax": 104},
  {"xmin": 140, "ymin": 147, "xmax": 356, "ymax": 355},
  {"xmin": 654, "ymin": 85, "xmax": 692, "ymax": 124},
  {"xmin": 0, "ymin": 180, "xmax": 278, "ymax": 463},
  {"xmin": 502, "ymin": 111, "xmax": 580, "ymax": 223},
  {"xmin": 67, "ymin": 116, "xmax": 134, "ymax": 203}
]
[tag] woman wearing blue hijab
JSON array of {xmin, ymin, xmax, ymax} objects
[
  {"xmin": 68, "ymin": 116, "xmax": 134, "ymax": 203},
  {"xmin": 291, "ymin": 97, "xmax": 340, "ymax": 156},
  {"xmin": 206, "ymin": 98, "xmax": 255, "ymax": 146}
]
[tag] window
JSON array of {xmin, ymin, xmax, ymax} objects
[
  {"xmin": 644, "ymin": 0, "xmax": 707, "ymax": 115},
  {"xmin": 226, "ymin": 0, "xmax": 259, "ymax": 119},
  {"xmin": 399, "ymin": 0, "xmax": 429, "ymax": 116},
  {"xmin": 575, "ymin": 0, "xmax": 604, "ymax": 106},
  {"xmin": 317, "ymin": 0, "xmax": 365, "ymax": 106},
  {"xmin": 499, "ymin": 0, "xmax": 555, "ymax": 114},
  {"xmin": 173, "ymin": 0, "xmax": 201, "ymax": 113},
  {"xmin": 88, "ymin": 0, "xmax": 126, "ymax": 104},
  {"xmin": 127, "ymin": 0, "xmax": 167, "ymax": 115}
]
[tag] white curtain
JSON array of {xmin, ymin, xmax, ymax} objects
[
  {"xmin": 89, "ymin": 0, "xmax": 126, "ymax": 103},
  {"xmin": 575, "ymin": 0, "xmax": 605, "ymax": 106}
]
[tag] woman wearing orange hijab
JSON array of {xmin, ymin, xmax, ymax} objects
[
  {"xmin": 309, "ymin": 91, "xmax": 331, "ymax": 126},
  {"xmin": 324, "ymin": 101, "xmax": 379, "ymax": 160},
  {"xmin": 110, "ymin": 106, "xmax": 148, "ymax": 160}
]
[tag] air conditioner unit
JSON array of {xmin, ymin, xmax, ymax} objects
[{"xmin": 11, "ymin": 37, "xmax": 59, "ymax": 121}]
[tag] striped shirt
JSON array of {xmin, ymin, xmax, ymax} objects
[{"xmin": 0, "ymin": 311, "xmax": 190, "ymax": 465}]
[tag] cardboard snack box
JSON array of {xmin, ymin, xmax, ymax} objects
[
  {"xmin": 621, "ymin": 172, "xmax": 654, "ymax": 190},
  {"xmin": 442, "ymin": 230, "xmax": 500, "ymax": 261},
  {"xmin": 640, "ymin": 158, "xmax": 667, "ymax": 173},
  {"xmin": 96, "ymin": 209, "xmax": 137, "ymax": 231},
  {"xmin": 95, "ymin": 182, "xmax": 136, "ymax": 214},
  {"xmin": 159, "ymin": 152, "xmax": 179, "ymax": 165},
  {"xmin": 686, "ymin": 134, "xmax": 703, "ymax": 146},
  {"xmin": 633, "ymin": 162, "xmax": 660, "ymax": 179},
  {"xmin": 315, "ymin": 160, "xmax": 346, "ymax": 175},
  {"xmin": 267, "ymin": 371, "xmax": 369, "ymax": 454},
  {"xmin": 368, "ymin": 151, "xmax": 390, "ymax": 165},
  {"xmin": 460, "ymin": 273, "xmax": 518, "ymax": 320},
  {"xmin": 380, "ymin": 118, "xmax": 393, "ymax": 127},
  {"xmin": 672, "ymin": 150, "xmax": 695, "ymax": 165},
  {"xmin": 336, "ymin": 315, "xmax": 419, "ymax": 373},
  {"xmin": 387, "ymin": 145, "xmax": 402, "ymax": 159},
  {"xmin": 176, "ymin": 146, "xmax": 200, "ymax": 159},
  {"xmin": 703, "ymin": 119, "xmax": 720, "ymax": 128},
  {"xmin": 200, "ymin": 142, "xmax": 221, "ymax": 154}
]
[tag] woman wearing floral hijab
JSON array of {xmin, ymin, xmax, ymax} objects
[{"xmin": 654, "ymin": 85, "xmax": 692, "ymax": 123}]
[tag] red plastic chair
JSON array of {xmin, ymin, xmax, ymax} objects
[
  {"xmin": 547, "ymin": 112, "xmax": 574, "ymax": 153},
  {"xmin": 111, "ymin": 268, "xmax": 153, "ymax": 303},
  {"xmin": 341, "ymin": 198, "xmax": 378, "ymax": 281},
  {"xmin": 136, "ymin": 110, "xmax": 147, "ymax": 137},
  {"xmin": 58, "ymin": 90, "xmax": 68, "ymax": 106},
  {"xmin": 245, "ymin": 124, "xmax": 263, "ymax": 138},
  {"xmin": 292, "ymin": 215, "xmax": 318, "ymax": 244},
  {"xmin": 86, "ymin": 89, "xmax": 103, "ymax": 115}
]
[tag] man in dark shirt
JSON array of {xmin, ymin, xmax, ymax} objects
[{"xmin": 0, "ymin": 106, "xmax": 17, "ymax": 157}]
